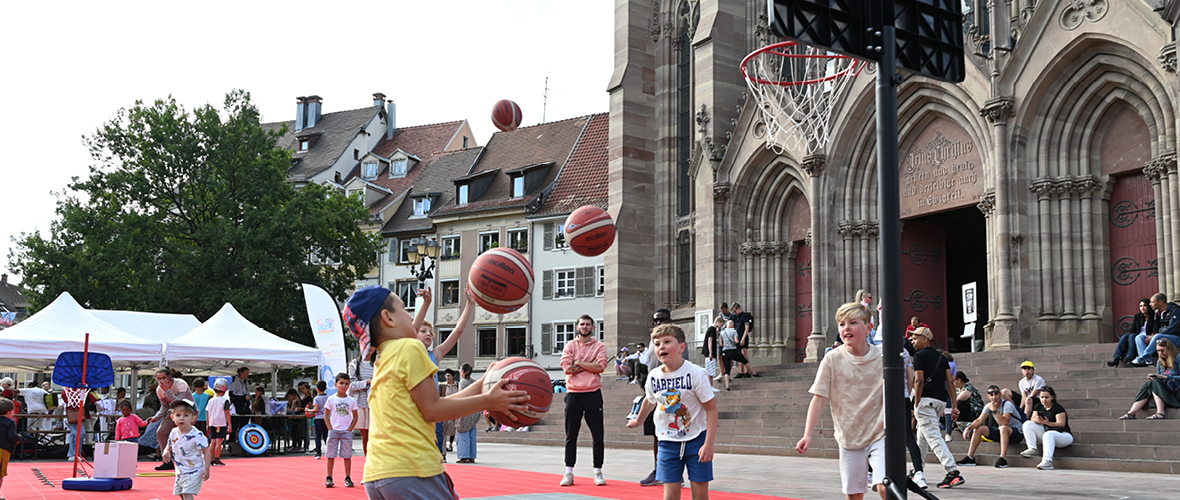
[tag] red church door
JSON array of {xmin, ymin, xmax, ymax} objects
[
  {"xmin": 901, "ymin": 222, "xmax": 948, "ymax": 347},
  {"xmin": 794, "ymin": 242, "xmax": 812, "ymax": 363},
  {"xmin": 1109, "ymin": 174, "xmax": 1158, "ymax": 339}
]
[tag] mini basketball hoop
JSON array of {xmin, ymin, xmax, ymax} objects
[
  {"xmin": 741, "ymin": 41, "xmax": 865, "ymax": 155},
  {"xmin": 62, "ymin": 387, "xmax": 90, "ymax": 409}
]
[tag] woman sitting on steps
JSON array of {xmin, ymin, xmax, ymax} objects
[{"xmin": 1118, "ymin": 337, "xmax": 1180, "ymax": 420}]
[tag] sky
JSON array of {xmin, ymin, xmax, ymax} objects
[{"xmin": 0, "ymin": 1, "xmax": 614, "ymax": 285}]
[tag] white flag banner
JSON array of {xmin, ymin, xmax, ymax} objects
[{"xmin": 302, "ymin": 283, "xmax": 348, "ymax": 382}]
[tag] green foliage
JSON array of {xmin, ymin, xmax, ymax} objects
[{"xmin": 8, "ymin": 90, "xmax": 380, "ymax": 346}]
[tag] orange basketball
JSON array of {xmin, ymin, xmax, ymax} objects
[
  {"xmin": 564, "ymin": 205, "xmax": 616, "ymax": 257},
  {"xmin": 491, "ymin": 99, "xmax": 523, "ymax": 132},
  {"xmin": 469, "ymin": 247, "xmax": 534, "ymax": 314},
  {"xmin": 482, "ymin": 357, "xmax": 553, "ymax": 427}
]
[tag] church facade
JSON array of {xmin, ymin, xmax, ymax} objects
[{"xmin": 605, "ymin": 0, "xmax": 1180, "ymax": 362}]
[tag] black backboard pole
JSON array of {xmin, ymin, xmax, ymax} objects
[{"xmin": 876, "ymin": 25, "xmax": 909, "ymax": 500}]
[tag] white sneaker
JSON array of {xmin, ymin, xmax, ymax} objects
[
  {"xmin": 712, "ymin": 373, "xmax": 724, "ymax": 382},
  {"xmin": 629, "ymin": 380, "xmax": 638, "ymax": 385},
  {"xmin": 1037, "ymin": 460, "xmax": 1054, "ymax": 470},
  {"xmin": 943, "ymin": 434, "xmax": 953, "ymax": 442},
  {"xmin": 911, "ymin": 470, "xmax": 927, "ymax": 489},
  {"xmin": 560, "ymin": 472, "xmax": 575, "ymax": 486},
  {"xmin": 1020, "ymin": 448, "xmax": 1039, "ymax": 458},
  {"xmin": 594, "ymin": 470, "xmax": 606, "ymax": 486},
  {"xmin": 712, "ymin": 387, "xmax": 722, "ymax": 392}
]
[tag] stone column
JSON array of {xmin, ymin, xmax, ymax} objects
[
  {"xmin": 757, "ymin": 242, "xmax": 769, "ymax": 347},
  {"xmin": 839, "ymin": 221, "xmax": 855, "ymax": 297},
  {"xmin": 1167, "ymin": 157, "xmax": 1180, "ymax": 301},
  {"xmin": 1076, "ymin": 176, "xmax": 1100, "ymax": 319},
  {"xmin": 866, "ymin": 222, "xmax": 880, "ymax": 298},
  {"xmin": 1055, "ymin": 178, "xmax": 1077, "ymax": 319},
  {"xmin": 980, "ymin": 97, "xmax": 1019, "ymax": 345},
  {"xmin": 741, "ymin": 242, "xmax": 755, "ymax": 315},
  {"xmin": 977, "ymin": 192, "xmax": 997, "ymax": 321},
  {"xmin": 801, "ymin": 154, "xmax": 827, "ymax": 361},
  {"xmin": 772, "ymin": 242, "xmax": 785, "ymax": 347},
  {"xmin": 1146, "ymin": 160, "xmax": 1171, "ymax": 295},
  {"xmin": 605, "ymin": 0, "xmax": 658, "ymax": 348},
  {"xmin": 1030, "ymin": 179, "xmax": 1054, "ymax": 317}
]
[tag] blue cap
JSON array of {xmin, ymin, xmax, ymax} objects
[{"xmin": 343, "ymin": 286, "xmax": 392, "ymax": 360}]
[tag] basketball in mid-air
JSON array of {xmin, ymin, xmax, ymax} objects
[
  {"xmin": 491, "ymin": 99, "xmax": 523, "ymax": 132},
  {"xmin": 564, "ymin": 205, "xmax": 616, "ymax": 257},
  {"xmin": 482, "ymin": 356, "xmax": 553, "ymax": 427},
  {"xmin": 469, "ymin": 248, "xmax": 534, "ymax": 314}
]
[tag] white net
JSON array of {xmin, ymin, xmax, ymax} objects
[
  {"xmin": 741, "ymin": 41, "xmax": 864, "ymax": 156},
  {"xmin": 62, "ymin": 387, "xmax": 89, "ymax": 409}
]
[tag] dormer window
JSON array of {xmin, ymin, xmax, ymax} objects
[
  {"xmin": 413, "ymin": 197, "xmax": 432, "ymax": 216},
  {"xmin": 458, "ymin": 184, "xmax": 469, "ymax": 205},
  {"xmin": 362, "ymin": 162, "xmax": 379, "ymax": 179},
  {"xmin": 512, "ymin": 176, "xmax": 525, "ymax": 198},
  {"xmin": 347, "ymin": 189, "xmax": 363, "ymax": 201},
  {"xmin": 299, "ymin": 140, "xmax": 309, "ymax": 151},
  {"xmin": 390, "ymin": 159, "xmax": 408, "ymax": 178}
]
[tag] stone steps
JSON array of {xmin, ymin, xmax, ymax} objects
[{"xmin": 483, "ymin": 343, "xmax": 1179, "ymax": 474}]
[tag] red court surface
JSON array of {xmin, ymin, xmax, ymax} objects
[{"xmin": 2, "ymin": 456, "xmax": 805, "ymax": 499}]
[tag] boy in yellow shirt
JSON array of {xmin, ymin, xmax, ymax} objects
[{"xmin": 344, "ymin": 285, "xmax": 529, "ymax": 499}]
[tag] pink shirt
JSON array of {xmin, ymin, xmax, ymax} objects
[
  {"xmin": 115, "ymin": 414, "xmax": 147, "ymax": 440},
  {"xmin": 560, "ymin": 336, "xmax": 608, "ymax": 393}
]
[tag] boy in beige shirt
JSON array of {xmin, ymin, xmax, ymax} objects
[{"xmin": 796, "ymin": 303, "xmax": 886, "ymax": 500}]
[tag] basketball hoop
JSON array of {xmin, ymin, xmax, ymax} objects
[
  {"xmin": 62, "ymin": 387, "xmax": 89, "ymax": 409},
  {"xmin": 741, "ymin": 41, "xmax": 865, "ymax": 155}
]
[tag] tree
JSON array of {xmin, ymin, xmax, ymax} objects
[{"xmin": 9, "ymin": 90, "xmax": 380, "ymax": 346}]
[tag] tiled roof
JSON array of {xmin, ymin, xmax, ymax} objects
[
  {"xmin": 533, "ymin": 113, "xmax": 609, "ymax": 216},
  {"xmin": 432, "ymin": 116, "xmax": 592, "ymax": 217},
  {"xmin": 0, "ymin": 278, "xmax": 29, "ymax": 313},
  {"xmin": 372, "ymin": 121, "xmax": 465, "ymax": 159},
  {"xmin": 262, "ymin": 106, "xmax": 381, "ymax": 182},
  {"xmin": 382, "ymin": 148, "xmax": 483, "ymax": 236}
]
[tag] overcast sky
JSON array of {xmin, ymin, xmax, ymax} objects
[{"xmin": 0, "ymin": 1, "xmax": 613, "ymax": 284}]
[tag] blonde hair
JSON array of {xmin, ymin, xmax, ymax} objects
[
  {"xmin": 422, "ymin": 320, "xmax": 434, "ymax": 330},
  {"xmin": 650, "ymin": 324, "xmax": 687, "ymax": 344},
  {"xmin": 1161, "ymin": 338, "xmax": 1179, "ymax": 370},
  {"xmin": 835, "ymin": 302, "xmax": 872, "ymax": 324},
  {"xmin": 855, "ymin": 290, "xmax": 870, "ymax": 303}
]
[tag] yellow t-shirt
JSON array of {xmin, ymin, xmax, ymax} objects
[{"xmin": 362, "ymin": 337, "xmax": 443, "ymax": 483}]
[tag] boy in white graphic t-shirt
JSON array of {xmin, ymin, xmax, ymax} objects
[
  {"xmin": 627, "ymin": 324, "xmax": 718, "ymax": 500},
  {"xmin": 163, "ymin": 400, "xmax": 210, "ymax": 500},
  {"xmin": 324, "ymin": 373, "xmax": 358, "ymax": 488}
]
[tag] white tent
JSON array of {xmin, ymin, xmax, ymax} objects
[
  {"xmin": 165, "ymin": 303, "xmax": 324, "ymax": 374},
  {"xmin": 88, "ymin": 310, "xmax": 201, "ymax": 345},
  {"xmin": 0, "ymin": 292, "xmax": 165, "ymax": 372}
]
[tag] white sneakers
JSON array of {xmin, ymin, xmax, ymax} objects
[
  {"xmin": 911, "ymin": 470, "xmax": 928, "ymax": 489},
  {"xmin": 1020, "ymin": 448, "xmax": 1039, "ymax": 458},
  {"xmin": 1037, "ymin": 460, "xmax": 1054, "ymax": 470},
  {"xmin": 561, "ymin": 471, "xmax": 606, "ymax": 486}
]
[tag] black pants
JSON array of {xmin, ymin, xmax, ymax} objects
[
  {"xmin": 905, "ymin": 397, "xmax": 923, "ymax": 472},
  {"xmin": 721, "ymin": 349, "xmax": 748, "ymax": 375},
  {"xmin": 313, "ymin": 419, "xmax": 328, "ymax": 455},
  {"xmin": 564, "ymin": 390, "xmax": 604, "ymax": 468}
]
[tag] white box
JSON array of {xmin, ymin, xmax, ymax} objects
[{"xmin": 93, "ymin": 441, "xmax": 138, "ymax": 479}]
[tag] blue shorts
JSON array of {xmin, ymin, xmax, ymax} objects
[{"xmin": 656, "ymin": 432, "xmax": 713, "ymax": 484}]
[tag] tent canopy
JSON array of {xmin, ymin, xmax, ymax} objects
[
  {"xmin": 89, "ymin": 310, "xmax": 201, "ymax": 345},
  {"xmin": 0, "ymin": 292, "xmax": 164, "ymax": 372},
  {"xmin": 165, "ymin": 303, "xmax": 324, "ymax": 374}
]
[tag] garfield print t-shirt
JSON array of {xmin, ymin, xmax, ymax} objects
[{"xmin": 644, "ymin": 361, "xmax": 714, "ymax": 442}]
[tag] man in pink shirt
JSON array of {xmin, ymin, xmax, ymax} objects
[{"xmin": 559, "ymin": 314, "xmax": 608, "ymax": 487}]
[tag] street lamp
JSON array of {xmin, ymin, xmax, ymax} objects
[{"xmin": 407, "ymin": 237, "xmax": 440, "ymax": 282}]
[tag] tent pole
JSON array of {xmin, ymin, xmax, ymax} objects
[{"xmin": 272, "ymin": 365, "xmax": 278, "ymax": 401}]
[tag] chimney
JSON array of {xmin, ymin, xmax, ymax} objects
[
  {"xmin": 305, "ymin": 95, "xmax": 323, "ymax": 129},
  {"xmin": 386, "ymin": 100, "xmax": 397, "ymax": 140},
  {"xmin": 373, "ymin": 92, "xmax": 386, "ymax": 107},
  {"xmin": 1, "ymin": 274, "xmax": 6, "ymax": 285},
  {"xmin": 295, "ymin": 96, "xmax": 307, "ymax": 132}
]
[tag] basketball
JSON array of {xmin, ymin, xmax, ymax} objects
[
  {"xmin": 469, "ymin": 247, "xmax": 534, "ymax": 314},
  {"xmin": 491, "ymin": 99, "xmax": 523, "ymax": 132},
  {"xmin": 564, "ymin": 205, "xmax": 616, "ymax": 257},
  {"xmin": 482, "ymin": 356, "xmax": 553, "ymax": 427}
]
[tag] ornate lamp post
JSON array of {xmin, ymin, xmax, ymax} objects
[{"xmin": 406, "ymin": 237, "xmax": 440, "ymax": 282}]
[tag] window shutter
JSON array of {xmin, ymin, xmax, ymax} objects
[
  {"xmin": 543, "ymin": 223, "xmax": 554, "ymax": 251},
  {"xmin": 541, "ymin": 323, "xmax": 553, "ymax": 355},
  {"xmin": 388, "ymin": 239, "xmax": 397, "ymax": 262},
  {"xmin": 575, "ymin": 267, "xmax": 590, "ymax": 297},
  {"xmin": 543, "ymin": 270, "xmax": 553, "ymax": 300}
]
